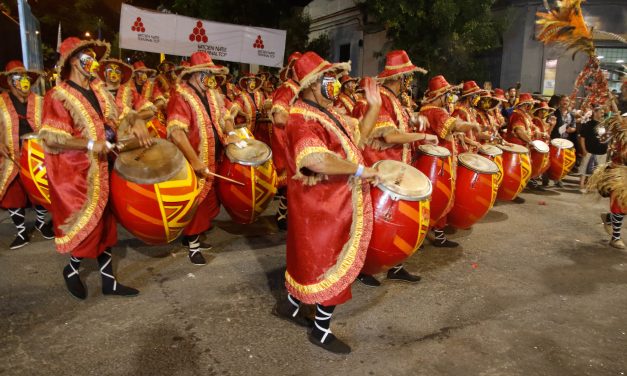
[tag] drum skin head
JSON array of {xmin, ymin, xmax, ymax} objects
[
  {"xmin": 497, "ymin": 143, "xmax": 529, "ymax": 154},
  {"xmin": 458, "ymin": 153, "xmax": 499, "ymax": 174},
  {"xmin": 226, "ymin": 139, "xmax": 272, "ymax": 166},
  {"xmin": 531, "ymin": 140, "xmax": 550, "ymax": 153},
  {"xmin": 373, "ymin": 160, "xmax": 432, "ymax": 201},
  {"xmin": 114, "ymin": 139, "xmax": 185, "ymax": 185},
  {"xmin": 418, "ymin": 144, "xmax": 451, "ymax": 157},
  {"xmin": 479, "ymin": 144, "xmax": 503, "ymax": 157},
  {"xmin": 550, "ymin": 138, "xmax": 574, "ymax": 149}
]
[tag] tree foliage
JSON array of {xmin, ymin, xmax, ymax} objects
[{"xmin": 365, "ymin": 0, "xmax": 506, "ymax": 83}]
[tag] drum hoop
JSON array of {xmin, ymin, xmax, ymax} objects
[
  {"xmin": 227, "ymin": 141, "xmax": 273, "ymax": 166},
  {"xmin": 457, "ymin": 153, "xmax": 499, "ymax": 174},
  {"xmin": 479, "ymin": 145, "xmax": 503, "ymax": 157},
  {"xmin": 550, "ymin": 138, "xmax": 574, "ymax": 149},
  {"xmin": 373, "ymin": 160, "xmax": 432, "ymax": 201},
  {"xmin": 114, "ymin": 141, "xmax": 186, "ymax": 185},
  {"xmin": 20, "ymin": 132, "xmax": 40, "ymax": 140},
  {"xmin": 496, "ymin": 144, "xmax": 529, "ymax": 154},
  {"xmin": 418, "ymin": 144, "xmax": 451, "ymax": 158},
  {"xmin": 531, "ymin": 140, "xmax": 550, "ymax": 153}
]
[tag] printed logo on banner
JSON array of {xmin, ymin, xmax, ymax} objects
[
  {"xmin": 253, "ymin": 34, "xmax": 275, "ymax": 59},
  {"xmin": 131, "ymin": 16, "xmax": 160, "ymax": 43},
  {"xmin": 191, "ymin": 21, "xmax": 227, "ymax": 58}
]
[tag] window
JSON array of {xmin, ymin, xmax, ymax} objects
[
  {"xmin": 596, "ymin": 47, "xmax": 627, "ymax": 92},
  {"xmin": 339, "ymin": 43, "xmax": 350, "ymax": 62}
]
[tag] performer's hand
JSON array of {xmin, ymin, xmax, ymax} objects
[
  {"xmin": 411, "ymin": 114, "xmax": 429, "ymax": 132},
  {"xmin": 423, "ymin": 134, "xmax": 439, "ymax": 145},
  {"xmin": 131, "ymin": 119, "xmax": 152, "ymax": 148},
  {"xmin": 193, "ymin": 164, "xmax": 211, "ymax": 178},
  {"xmin": 0, "ymin": 143, "xmax": 9, "ymax": 158},
  {"xmin": 91, "ymin": 140, "xmax": 113, "ymax": 157},
  {"xmin": 361, "ymin": 166, "xmax": 382, "ymax": 186},
  {"xmin": 362, "ymin": 77, "xmax": 382, "ymax": 109},
  {"xmin": 226, "ymin": 134, "xmax": 241, "ymax": 146},
  {"xmin": 470, "ymin": 140, "xmax": 482, "ymax": 148}
]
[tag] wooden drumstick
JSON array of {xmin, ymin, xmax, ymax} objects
[{"xmin": 202, "ymin": 168, "xmax": 245, "ymax": 186}]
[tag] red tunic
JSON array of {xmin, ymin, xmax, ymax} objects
[
  {"xmin": 112, "ymin": 82, "xmax": 154, "ymax": 117},
  {"xmin": 285, "ymin": 99, "xmax": 373, "ymax": 306},
  {"xmin": 507, "ymin": 109, "xmax": 533, "ymax": 145},
  {"xmin": 420, "ymin": 105, "xmax": 458, "ymax": 228},
  {"xmin": 334, "ymin": 92, "xmax": 356, "ymax": 115},
  {"xmin": 39, "ymin": 80, "xmax": 119, "ymax": 257},
  {"xmin": 167, "ymin": 83, "xmax": 228, "ymax": 235},
  {"xmin": 360, "ymin": 86, "xmax": 410, "ymax": 166},
  {"xmin": 0, "ymin": 92, "xmax": 43, "ymax": 208},
  {"xmin": 452, "ymin": 104, "xmax": 478, "ymax": 152},
  {"xmin": 235, "ymin": 90, "xmax": 265, "ymax": 131},
  {"xmin": 270, "ymin": 80, "xmax": 299, "ymax": 187}
]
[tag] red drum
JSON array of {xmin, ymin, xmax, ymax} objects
[
  {"xmin": 253, "ymin": 118, "xmax": 273, "ymax": 147},
  {"xmin": 529, "ymin": 140, "xmax": 550, "ymax": 178},
  {"xmin": 110, "ymin": 139, "xmax": 200, "ymax": 244},
  {"xmin": 362, "ymin": 160, "xmax": 431, "ymax": 275},
  {"xmin": 548, "ymin": 138, "xmax": 576, "ymax": 180},
  {"xmin": 412, "ymin": 144, "xmax": 453, "ymax": 226},
  {"xmin": 496, "ymin": 144, "xmax": 531, "ymax": 201},
  {"xmin": 19, "ymin": 133, "xmax": 51, "ymax": 209},
  {"xmin": 478, "ymin": 144, "xmax": 503, "ymax": 189},
  {"xmin": 448, "ymin": 153, "xmax": 500, "ymax": 229},
  {"xmin": 217, "ymin": 139, "xmax": 278, "ymax": 224}
]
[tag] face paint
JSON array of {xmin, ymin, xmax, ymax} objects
[
  {"xmin": 11, "ymin": 75, "xmax": 31, "ymax": 93},
  {"xmin": 480, "ymin": 98, "xmax": 492, "ymax": 110},
  {"xmin": 106, "ymin": 64, "xmax": 122, "ymax": 83},
  {"xmin": 136, "ymin": 72, "xmax": 148, "ymax": 84},
  {"xmin": 78, "ymin": 50, "xmax": 99, "ymax": 77},
  {"xmin": 321, "ymin": 74, "xmax": 340, "ymax": 101},
  {"xmin": 199, "ymin": 72, "xmax": 215, "ymax": 90},
  {"xmin": 248, "ymin": 79, "xmax": 257, "ymax": 91},
  {"xmin": 471, "ymin": 95, "xmax": 481, "ymax": 107}
]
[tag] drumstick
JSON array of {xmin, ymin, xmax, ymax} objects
[{"xmin": 203, "ymin": 169, "xmax": 245, "ymax": 186}]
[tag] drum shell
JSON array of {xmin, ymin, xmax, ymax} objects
[
  {"xmin": 448, "ymin": 162, "xmax": 498, "ymax": 229},
  {"xmin": 412, "ymin": 153, "xmax": 453, "ymax": 226},
  {"xmin": 362, "ymin": 187, "xmax": 430, "ymax": 275},
  {"xmin": 548, "ymin": 144, "xmax": 575, "ymax": 180},
  {"xmin": 110, "ymin": 161, "xmax": 199, "ymax": 245},
  {"xmin": 19, "ymin": 137, "xmax": 52, "ymax": 209},
  {"xmin": 478, "ymin": 151, "xmax": 504, "ymax": 189},
  {"xmin": 217, "ymin": 157, "xmax": 278, "ymax": 224},
  {"xmin": 530, "ymin": 147, "xmax": 550, "ymax": 178},
  {"xmin": 497, "ymin": 150, "xmax": 531, "ymax": 201}
]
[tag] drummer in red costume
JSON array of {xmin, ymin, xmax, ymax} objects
[
  {"xmin": 270, "ymin": 51, "xmax": 301, "ymax": 230},
  {"xmin": 0, "ymin": 61, "xmax": 54, "ymax": 249},
  {"xmin": 453, "ymin": 81, "xmax": 491, "ymax": 152},
  {"xmin": 167, "ymin": 52, "xmax": 240, "ymax": 265},
  {"xmin": 531, "ymin": 101, "xmax": 554, "ymax": 142},
  {"xmin": 132, "ymin": 61, "xmax": 166, "ymax": 112},
  {"xmin": 420, "ymin": 75, "xmax": 482, "ymax": 247},
  {"xmin": 334, "ymin": 74, "xmax": 358, "ymax": 114},
  {"xmin": 98, "ymin": 59, "xmax": 155, "ymax": 121},
  {"xmin": 474, "ymin": 92, "xmax": 508, "ymax": 144},
  {"xmin": 39, "ymin": 37, "xmax": 151, "ymax": 300},
  {"xmin": 506, "ymin": 93, "xmax": 537, "ymax": 146},
  {"xmin": 273, "ymin": 51, "xmax": 383, "ymax": 354},
  {"xmin": 234, "ymin": 73, "xmax": 266, "ymax": 131},
  {"xmin": 355, "ymin": 50, "xmax": 437, "ymax": 286},
  {"xmin": 155, "ymin": 60, "xmax": 177, "ymax": 99}
]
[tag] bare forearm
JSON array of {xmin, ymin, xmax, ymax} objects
[
  {"xmin": 383, "ymin": 130, "xmax": 425, "ymax": 144},
  {"xmin": 304, "ymin": 154, "xmax": 360, "ymax": 176},
  {"xmin": 514, "ymin": 128, "xmax": 532, "ymax": 143},
  {"xmin": 358, "ymin": 104, "xmax": 381, "ymax": 140},
  {"xmin": 453, "ymin": 118, "xmax": 477, "ymax": 133},
  {"xmin": 137, "ymin": 109, "xmax": 155, "ymax": 121}
]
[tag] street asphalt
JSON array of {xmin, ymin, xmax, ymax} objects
[{"xmin": 0, "ymin": 175, "xmax": 625, "ymax": 376}]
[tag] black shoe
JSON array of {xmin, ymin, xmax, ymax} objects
[
  {"xmin": 36, "ymin": 221, "xmax": 55, "ymax": 240},
  {"xmin": 9, "ymin": 235, "xmax": 29, "ymax": 250},
  {"xmin": 272, "ymin": 300, "xmax": 313, "ymax": 328},
  {"xmin": 386, "ymin": 267, "xmax": 421, "ymax": 283},
  {"xmin": 432, "ymin": 238, "xmax": 459, "ymax": 248},
  {"xmin": 188, "ymin": 250, "xmax": 207, "ymax": 265},
  {"xmin": 513, "ymin": 196, "xmax": 526, "ymax": 204},
  {"xmin": 308, "ymin": 332, "xmax": 351, "ymax": 354},
  {"xmin": 554, "ymin": 181, "xmax": 564, "ymax": 188},
  {"xmin": 357, "ymin": 273, "xmax": 381, "ymax": 287},
  {"xmin": 63, "ymin": 265, "xmax": 86, "ymax": 300},
  {"xmin": 103, "ymin": 283, "xmax": 139, "ymax": 297},
  {"xmin": 181, "ymin": 237, "xmax": 213, "ymax": 251},
  {"xmin": 276, "ymin": 217, "xmax": 288, "ymax": 231}
]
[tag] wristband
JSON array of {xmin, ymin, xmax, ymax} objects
[
  {"xmin": 354, "ymin": 164, "xmax": 365, "ymax": 177},
  {"xmin": 228, "ymin": 131, "xmax": 237, "ymax": 136},
  {"xmin": 87, "ymin": 140, "xmax": 95, "ymax": 152}
]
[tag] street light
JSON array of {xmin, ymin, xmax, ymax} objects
[{"xmin": 84, "ymin": 31, "xmax": 91, "ymax": 38}]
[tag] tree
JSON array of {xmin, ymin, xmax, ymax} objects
[{"xmin": 364, "ymin": 0, "xmax": 506, "ymax": 84}]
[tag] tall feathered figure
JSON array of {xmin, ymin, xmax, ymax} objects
[{"xmin": 536, "ymin": 0, "xmax": 595, "ymax": 58}]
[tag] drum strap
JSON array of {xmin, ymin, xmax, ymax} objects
[{"xmin": 302, "ymin": 99, "xmax": 351, "ymax": 140}]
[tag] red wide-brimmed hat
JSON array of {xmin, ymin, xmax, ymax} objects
[
  {"xmin": 97, "ymin": 59, "xmax": 133, "ymax": 84},
  {"xmin": 492, "ymin": 88, "xmax": 508, "ymax": 102},
  {"xmin": 293, "ymin": 51, "xmax": 350, "ymax": 94},
  {"xmin": 533, "ymin": 101, "xmax": 556, "ymax": 114},
  {"xmin": 57, "ymin": 37, "xmax": 110, "ymax": 81},
  {"xmin": 421, "ymin": 75, "xmax": 460, "ymax": 103},
  {"xmin": 257, "ymin": 71, "xmax": 272, "ymax": 82},
  {"xmin": 133, "ymin": 61, "xmax": 157, "ymax": 76},
  {"xmin": 377, "ymin": 50, "xmax": 427, "ymax": 81},
  {"xmin": 339, "ymin": 74, "xmax": 358, "ymax": 87},
  {"xmin": 238, "ymin": 72, "xmax": 263, "ymax": 91},
  {"xmin": 0, "ymin": 60, "xmax": 43, "ymax": 90},
  {"xmin": 460, "ymin": 80, "xmax": 487, "ymax": 97},
  {"xmin": 279, "ymin": 51, "xmax": 302, "ymax": 82},
  {"xmin": 158, "ymin": 60, "xmax": 176, "ymax": 73},
  {"xmin": 516, "ymin": 93, "xmax": 536, "ymax": 107},
  {"xmin": 179, "ymin": 52, "xmax": 228, "ymax": 79},
  {"xmin": 477, "ymin": 93, "xmax": 500, "ymax": 110}
]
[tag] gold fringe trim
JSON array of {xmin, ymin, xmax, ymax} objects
[{"xmin": 587, "ymin": 164, "xmax": 627, "ymax": 208}]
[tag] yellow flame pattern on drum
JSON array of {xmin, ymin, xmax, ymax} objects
[
  {"xmin": 228, "ymin": 160, "xmax": 278, "ymax": 223},
  {"xmin": 517, "ymin": 153, "xmax": 532, "ymax": 197},
  {"xmin": 25, "ymin": 139, "xmax": 51, "ymax": 204}
]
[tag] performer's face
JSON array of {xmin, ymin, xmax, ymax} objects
[
  {"xmin": 75, "ymin": 49, "xmax": 99, "ymax": 78},
  {"xmin": 479, "ymin": 97, "xmax": 492, "ymax": 110},
  {"xmin": 9, "ymin": 74, "xmax": 31, "ymax": 96},
  {"xmin": 247, "ymin": 78, "xmax": 257, "ymax": 91},
  {"xmin": 105, "ymin": 63, "xmax": 122, "ymax": 84},
  {"xmin": 520, "ymin": 103, "xmax": 532, "ymax": 113},
  {"xmin": 344, "ymin": 80, "xmax": 356, "ymax": 94},
  {"xmin": 135, "ymin": 71, "xmax": 148, "ymax": 85},
  {"xmin": 196, "ymin": 71, "xmax": 215, "ymax": 90},
  {"xmin": 320, "ymin": 73, "xmax": 341, "ymax": 102}
]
